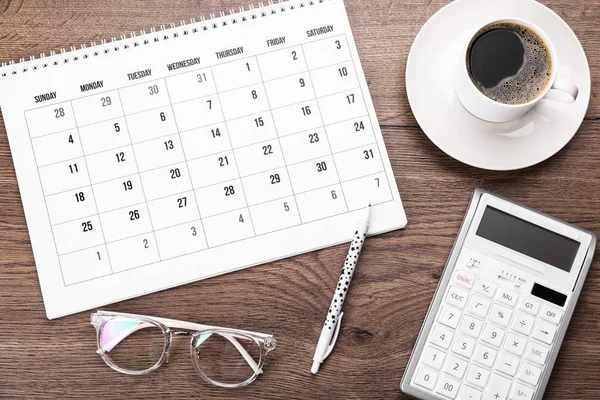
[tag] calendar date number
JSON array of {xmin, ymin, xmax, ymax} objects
[{"xmin": 54, "ymin": 107, "xmax": 65, "ymax": 118}]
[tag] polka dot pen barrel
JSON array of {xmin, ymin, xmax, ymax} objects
[{"xmin": 311, "ymin": 203, "xmax": 371, "ymax": 374}]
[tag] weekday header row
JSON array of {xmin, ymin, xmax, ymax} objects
[{"xmin": 32, "ymin": 25, "xmax": 337, "ymax": 105}]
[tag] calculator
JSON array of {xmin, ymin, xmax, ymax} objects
[{"xmin": 400, "ymin": 189, "xmax": 596, "ymax": 400}]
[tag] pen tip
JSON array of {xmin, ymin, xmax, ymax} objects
[
  {"xmin": 368, "ymin": 203, "xmax": 371, "ymax": 207},
  {"xmin": 311, "ymin": 361, "xmax": 320, "ymax": 374}
]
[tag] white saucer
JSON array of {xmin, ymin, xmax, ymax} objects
[{"xmin": 406, "ymin": 0, "xmax": 591, "ymax": 171}]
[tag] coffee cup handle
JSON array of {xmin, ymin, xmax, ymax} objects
[{"xmin": 543, "ymin": 78, "xmax": 578, "ymax": 104}]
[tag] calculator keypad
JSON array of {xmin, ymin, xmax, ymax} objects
[{"xmin": 413, "ymin": 266, "xmax": 566, "ymax": 400}]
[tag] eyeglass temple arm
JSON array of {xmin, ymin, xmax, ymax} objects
[
  {"xmin": 221, "ymin": 333, "xmax": 263, "ymax": 374},
  {"xmin": 151, "ymin": 316, "xmax": 272, "ymax": 339}
]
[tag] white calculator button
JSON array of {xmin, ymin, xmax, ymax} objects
[
  {"xmin": 435, "ymin": 374, "xmax": 461, "ymax": 399},
  {"xmin": 474, "ymin": 278, "xmax": 496, "ymax": 298},
  {"xmin": 503, "ymin": 332, "xmax": 526, "ymax": 356},
  {"xmin": 422, "ymin": 346, "xmax": 446, "ymax": 370},
  {"xmin": 511, "ymin": 312, "xmax": 535, "ymax": 336},
  {"xmin": 511, "ymin": 382, "xmax": 535, "ymax": 400},
  {"xmin": 452, "ymin": 269, "xmax": 475, "ymax": 289},
  {"xmin": 518, "ymin": 362, "xmax": 542, "ymax": 386},
  {"xmin": 517, "ymin": 297, "xmax": 540, "ymax": 316},
  {"xmin": 525, "ymin": 341, "xmax": 549, "ymax": 365},
  {"xmin": 496, "ymin": 351, "xmax": 519, "ymax": 376},
  {"xmin": 458, "ymin": 385, "xmax": 482, "ymax": 400},
  {"xmin": 481, "ymin": 324, "xmax": 505, "ymax": 347},
  {"xmin": 429, "ymin": 325, "xmax": 454, "ymax": 350},
  {"xmin": 438, "ymin": 304, "xmax": 461, "ymax": 329},
  {"xmin": 540, "ymin": 305, "xmax": 564, "ymax": 325},
  {"xmin": 467, "ymin": 295, "xmax": 491, "ymax": 318},
  {"xmin": 443, "ymin": 354, "xmax": 468, "ymax": 379},
  {"xmin": 532, "ymin": 320, "xmax": 557, "ymax": 345},
  {"xmin": 451, "ymin": 335, "xmax": 476, "ymax": 358},
  {"xmin": 489, "ymin": 304, "xmax": 513, "ymax": 327},
  {"xmin": 460, "ymin": 314, "xmax": 484, "ymax": 338},
  {"xmin": 446, "ymin": 285, "xmax": 469, "ymax": 309},
  {"xmin": 466, "ymin": 364, "xmax": 490, "ymax": 388},
  {"xmin": 484, "ymin": 374, "xmax": 512, "ymax": 400},
  {"xmin": 473, "ymin": 344, "xmax": 497, "ymax": 368},
  {"xmin": 497, "ymin": 288, "xmax": 518, "ymax": 307},
  {"xmin": 414, "ymin": 366, "xmax": 438, "ymax": 391}
]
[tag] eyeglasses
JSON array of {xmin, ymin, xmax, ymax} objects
[{"xmin": 90, "ymin": 311, "xmax": 276, "ymax": 388}]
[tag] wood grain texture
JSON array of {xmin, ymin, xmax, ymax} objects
[{"xmin": 1, "ymin": 0, "xmax": 599, "ymax": 399}]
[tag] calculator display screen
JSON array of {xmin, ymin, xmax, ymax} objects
[{"xmin": 476, "ymin": 206, "xmax": 580, "ymax": 272}]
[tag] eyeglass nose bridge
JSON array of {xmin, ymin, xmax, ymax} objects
[{"xmin": 162, "ymin": 330, "xmax": 176, "ymax": 364}]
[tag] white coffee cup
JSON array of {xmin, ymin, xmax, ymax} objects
[{"xmin": 454, "ymin": 17, "xmax": 578, "ymax": 123}]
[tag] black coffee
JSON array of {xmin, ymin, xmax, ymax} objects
[{"xmin": 467, "ymin": 22, "xmax": 552, "ymax": 105}]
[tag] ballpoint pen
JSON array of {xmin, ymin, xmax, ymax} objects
[{"xmin": 311, "ymin": 203, "xmax": 371, "ymax": 374}]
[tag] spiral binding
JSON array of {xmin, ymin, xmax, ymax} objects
[{"xmin": 0, "ymin": 0, "xmax": 327, "ymax": 78}]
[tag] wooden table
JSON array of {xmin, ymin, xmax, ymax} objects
[{"xmin": 0, "ymin": 0, "xmax": 598, "ymax": 398}]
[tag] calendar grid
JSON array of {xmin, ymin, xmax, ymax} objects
[
  {"xmin": 116, "ymin": 88, "xmax": 163, "ymax": 261},
  {"xmin": 45, "ymin": 153, "xmax": 378, "ymax": 230},
  {"xmin": 22, "ymin": 31, "xmax": 398, "ymax": 287},
  {"xmin": 209, "ymin": 64, "xmax": 257, "ymax": 237},
  {"xmin": 68, "ymin": 100, "xmax": 114, "ymax": 274},
  {"xmin": 299, "ymin": 42, "xmax": 349, "ymax": 212},
  {"xmin": 161, "ymin": 77, "xmax": 211, "ymax": 249},
  {"xmin": 344, "ymin": 34, "xmax": 395, "ymax": 203},
  {"xmin": 254, "ymin": 56, "xmax": 303, "ymax": 224},
  {"xmin": 30, "ymin": 112, "xmax": 367, "ymax": 174},
  {"xmin": 62, "ymin": 198, "xmax": 397, "ymax": 287},
  {"xmin": 26, "ymin": 86, "xmax": 361, "ymax": 144},
  {"xmin": 22, "ymin": 113, "xmax": 69, "ymax": 286}
]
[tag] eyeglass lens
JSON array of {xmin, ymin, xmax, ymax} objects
[
  {"xmin": 100, "ymin": 318, "xmax": 166, "ymax": 372},
  {"xmin": 191, "ymin": 332, "xmax": 262, "ymax": 385}
]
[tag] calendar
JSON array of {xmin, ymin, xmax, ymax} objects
[{"xmin": 0, "ymin": 0, "xmax": 406, "ymax": 319}]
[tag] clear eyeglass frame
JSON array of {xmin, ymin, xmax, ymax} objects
[{"xmin": 90, "ymin": 310, "xmax": 276, "ymax": 388}]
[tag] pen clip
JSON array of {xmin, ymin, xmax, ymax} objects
[{"xmin": 323, "ymin": 312, "xmax": 343, "ymax": 360}]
